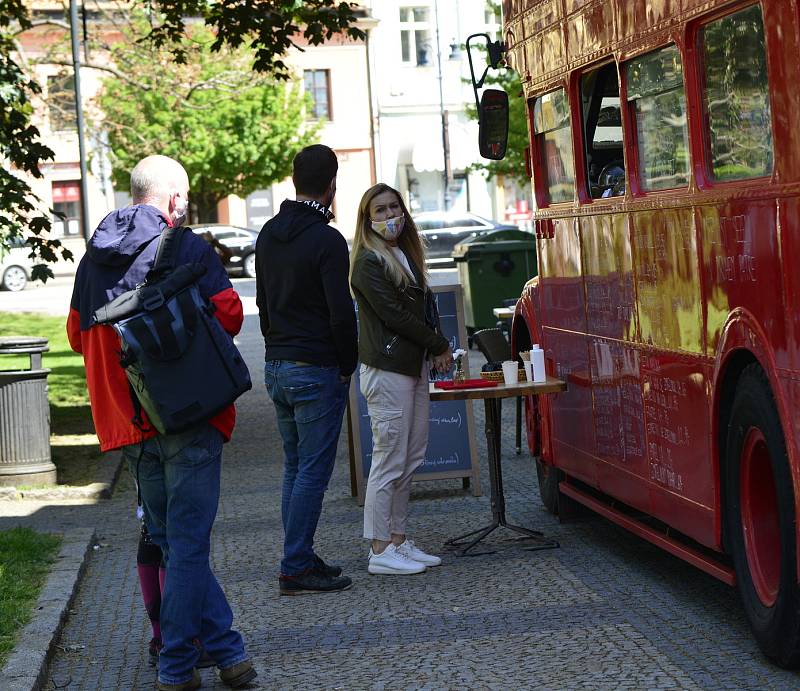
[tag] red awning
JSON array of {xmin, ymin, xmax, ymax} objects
[{"xmin": 52, "ymin": 180, "xmax": 81, "ymax": 203}]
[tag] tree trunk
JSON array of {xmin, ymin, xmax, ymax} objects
[{"xmin": 192, "ymin": 195, "xmax": 219, "ymax": 224}]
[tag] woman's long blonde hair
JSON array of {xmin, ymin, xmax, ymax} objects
[{"xmin": 350, "ymin": 183, "xmax": 428, "ymax": 289}]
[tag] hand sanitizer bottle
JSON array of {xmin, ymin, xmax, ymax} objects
[{"xmin": 530, "ymin": 345, "xmax": 546, "ymax": 383}]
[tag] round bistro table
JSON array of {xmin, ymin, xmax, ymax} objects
[{"xmin": 429, "ymin": 375, "xmax": 567, "ymax": 556}]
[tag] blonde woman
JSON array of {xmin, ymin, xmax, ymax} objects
[{"xmin": 350, "ymin": 183, "xmax": 454, "ymax": 575}]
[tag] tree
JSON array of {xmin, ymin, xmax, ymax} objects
[
  {"xmin": 1, "ymin": 0, "xmax": 365, "ymax": 269},
  {"xmin": 1, "ymin": 3, "xmax": 71, "ymax": 281},
  {"xmin": 94, "ymin": 19, "xmax": 320, "ymax": 222},
  {"xmin": 149, "ymin": 0, "xmax": 365, "ymax": 77}
]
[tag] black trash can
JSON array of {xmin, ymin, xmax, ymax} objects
[
  {"xmin": 453, "ymin": 229, "xmax": 537, "ymax": 331},
  {"xmin": 0, "ymin": 337, "xmax": 56, "ymax": 486}
]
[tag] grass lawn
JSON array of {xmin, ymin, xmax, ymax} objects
[
  {"xmin": 0, "ymin": 527, "xmax": 61, "ymax": 665},
  {"xmin": 0, "ymin": 312, "xmax": 103, "ymax": 487}
]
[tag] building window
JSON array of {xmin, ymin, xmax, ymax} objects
[
  {"xmin": 532, "ymin": 88, "xmax": 575, "ymax": 205},
  {"xmin": 47, "ymin": 74, "xmax": 76, "ymax": 131},
  {"xmin": 702, "ymin": 4, "xmax": 773, "ymax": 181},
  {"xmin": 626, "ymin": 44, "xmax": 690, "ymax": 191},
  {"xmin": 51, "ymin": 181, "xmax": 82, "ymax": 236},
  {"xmin": 303, "ymin": 69, "xmax": 331, "ymax": 120},
  {"xmin": 399, "ymin": 6, "xmax": 431, "ymax": 65},
  {"xmin": 484, "ymin": 5, "xmax": 502, "ymax": 40}
]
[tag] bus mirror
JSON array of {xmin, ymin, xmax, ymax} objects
[{"xmin": 478, "ymin": 89, "xmax": 509, "ymax": 160}]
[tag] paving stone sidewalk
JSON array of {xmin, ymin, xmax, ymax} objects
[{"xmin": 2, "ymin": 307, "xmax": 799, "ymax": 689}]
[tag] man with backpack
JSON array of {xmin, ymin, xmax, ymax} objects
[
  {"xmin": 256, "ymin": 144, "xmax": 358, "ymax": 595},
  {"xmin": 67, "ymin": 155, "xmax": 256, "ymax": 691}
]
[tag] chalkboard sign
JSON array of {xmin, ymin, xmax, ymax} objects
[{"xmin": 348, "ymin": 284, "xmax": 481, "ymax": 504}]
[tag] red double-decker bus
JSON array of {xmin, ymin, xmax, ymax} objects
[{"xmin": 501, "ymin": 0, "xmax": 800, "ymax": 665}]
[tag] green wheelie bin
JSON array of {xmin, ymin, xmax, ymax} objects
[{"xmin": 452, "ymin": 228, "xmax": 537, "ymax": 332}]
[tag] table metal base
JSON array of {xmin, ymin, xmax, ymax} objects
[
  {"xmin": 445, "ymin": 397, "xmax": 560, "ymax": 557},
  {"xmin": 445, "ymin": 520, "xmax": 559, "ymax": 557}
]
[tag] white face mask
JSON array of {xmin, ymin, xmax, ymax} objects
[
  {"xmin": 371, "ymin": 215, "xmax": 405, "ymax": 241},
  {"xmin": 171, "ymin": 195, "xmax": 188, "ymax": 226}
]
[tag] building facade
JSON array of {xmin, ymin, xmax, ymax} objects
[
  {"xmin": 220, "ymin": 25, "xmax": 376, "ymax": 239},
  {"xmin": 363, "ymin": 0, "xmax": 506, "ymax": 218},
  {"xmin": 12, "ymin": 1, "xmax": 526, "ymax": 271},
  {"xmin": 12, "ymin": 2, "xmax": 375, "ymax": 272}
]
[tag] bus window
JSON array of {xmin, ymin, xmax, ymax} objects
[
  {"xmin": 581, "ymin": 63, "xmax": 624, "ymax": 198},
  {"xmin": 532, "ymin": 89, "xmax": 575, "ymax": 204},
  {"xmin": 702, "ymin": 4, "xmax": 773, "ymax": 181},
  {"xmin": 626, "ymin": 45, "xmax": 689, "ymax": 191}
]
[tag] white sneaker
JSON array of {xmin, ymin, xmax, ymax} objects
[
  {"xmin": 368, "ymin": 544, "xmax": 426, "ymax": 575},
  {"xmin": 397, "ymin": 539, "xmax": 442, "ymax": 567}
]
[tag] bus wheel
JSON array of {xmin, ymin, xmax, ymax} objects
[
  {"xmin": 725, "ymin": 364, "xmax": 800, "ymax": 667},
  {"xmin": 535, "ymin": 459, "xmax": 561, "ymax": 515}
]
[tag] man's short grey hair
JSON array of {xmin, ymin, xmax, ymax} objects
[{"xmin": 130, "ymin": 155, "xmax": 187, "ymax": 203}]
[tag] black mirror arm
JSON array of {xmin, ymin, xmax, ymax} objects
[{"xmin": 466, "ymin": 33, "xmax": 506, "ymax": 113}]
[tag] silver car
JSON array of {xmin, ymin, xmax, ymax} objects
[
  {"xmin": 413, "ymin": 211, "xmax": 516, "ymax": 266},
  {"xmin": 0, "ymin": 238, "xmax": 33, "ymax": 291}
]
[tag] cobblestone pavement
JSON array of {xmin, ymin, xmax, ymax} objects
[{"xmin": 2, "ymin": 282, "xmax": 800, "ymax": 689}]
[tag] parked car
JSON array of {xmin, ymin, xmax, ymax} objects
[
  {"xmin": 0, "ymin": 237, "xmax": 33, "ymax": 291},
  {"xmin": 412, "ymin": 211, "xmax": 517, "ymax": 266},
  {"xmin": 191, "ymin": 224, "xmax": 259, "ymax": 278}
]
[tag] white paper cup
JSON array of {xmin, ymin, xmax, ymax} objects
[
  {"xmin": 523, "ymin": 360, "xmax": 533, "ymax": 382},
  {"xmin": 501, "ymin": 360, "xmax": 518, "ymax": 386}
]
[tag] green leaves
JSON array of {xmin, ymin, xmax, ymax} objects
[
  {"xmin": 1, "ymin": 14, "xmax": 65, "ymax": 280},
  {"xmin": 150, "ymin": 0, "xmax": 365, "ymax": 76},
  {"xmin": 96, "ymin": 22, "xmax": 320, "ymax": 222},
  {"xmin": 3, "ymin": 0, "xmax": 363, "ymax": 263}
]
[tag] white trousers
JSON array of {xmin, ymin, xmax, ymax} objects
[{"xmin": 361, "ymin": 362, "xmax": 430, "ymax": 541}]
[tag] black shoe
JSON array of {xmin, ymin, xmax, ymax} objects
[
  {"xmin": 279, "ymin": 567, "xmax": 352, "ymax": 595},
  {"xmin": 313, "ymin": 554, "xmax": 342, "ymax": 578}
]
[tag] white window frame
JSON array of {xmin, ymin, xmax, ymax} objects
[{"xmin": 399, "ymin": 6, "xmax": 432, "ymax": 66}]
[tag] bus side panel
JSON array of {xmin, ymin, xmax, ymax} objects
[
  {"xmin": 779, "ymin": 199, "xmax": 800, "ymax": 502},
  {"xmin": 699, "ymin": 200, "xmax": 788, "ymax": 370},
  {"xmin": 539, "ymin": 218, "xmax": 586, "ymax": 333},
  {"xmin": 631, "ymin": 207, "xmax": 717, "ymax": 522},
  {"xmin": 633, "ymin": 207, "xmax": 702, "ymax": 354},
  {"xmin": 641, "ymin": 351, "xmax": 715, "ymax": 537},
  {"xmin": 540, "ymin": 214, "xmax": 597, "ymax": 474},
  {"xmin": 581, "ymin": 212, "xmax": 647, "ymax": 491},
  {"xmin": 590, "ymin": 339, "xmax": 648, "ymax": 506},
  {"xmin": 546, "ymin": 327, "xmax": 597, "ymax": 484},
  {"xmin": 582, "ymin": 213, "xmax": 637, "ymax": 342},
  {"xmin": 617, "ymin": 0, "xmax": 681, "ymax": 42},
  {"xmin": 780, "ymin": 197, "xmax": 800, "ymax": 375},
  {"xmin": 565, "ymin": 0, "xmax": 615, "ymax": 62}
]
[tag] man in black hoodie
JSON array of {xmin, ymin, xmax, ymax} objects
[{"xmin": 256, "ymin": 144, "xmax": 358, "ymax": 594}]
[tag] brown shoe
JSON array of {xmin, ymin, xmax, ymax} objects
[
  {"xmin": 219, "ymin": 659, "xmax": 257, "ymax": 688},
  {"xmin": 155, "ymin": 668, "xmax": 201, "ymax": 690}
]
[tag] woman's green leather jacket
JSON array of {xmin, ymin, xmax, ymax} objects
[{"xmin": 350, "ymin": 249, "xmax": 449, "ymax": 377}]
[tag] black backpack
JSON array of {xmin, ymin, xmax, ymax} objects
[{"xmin": 93, "ymin": 226, "xmax": 252, "ymax": 435}]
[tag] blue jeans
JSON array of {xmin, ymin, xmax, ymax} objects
[
  {"xmin": 124, "ymin": 424, "xmax": 248, "ymax": 685},
  {"xmin": 264, "ymin": 360, "xmax": 348, "ymax": 575}
]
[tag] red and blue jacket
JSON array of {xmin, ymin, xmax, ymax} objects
[{"xmin": 66, "ymin": 204, "xmax": 244, "ymax": 452}]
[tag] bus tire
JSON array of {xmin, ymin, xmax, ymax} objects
[
  {"xmin": 536, "ymin": 458, "xmax": 561, "ymax": 515},
  {"xmin": 725, "ymin": 364, "xmax": 800, "ymax": 668}
]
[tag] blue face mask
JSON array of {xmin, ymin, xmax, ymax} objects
[{"xmin": 371, "ymin": 215, "xmax": 405, "ymax": 241}]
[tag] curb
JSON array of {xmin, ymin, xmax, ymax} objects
[
  {"xmin": 0, "ymin": 527, "xmax": 96, "ymax": 691},
  {"xmin": 0, "ymin": 452, "xmax": 124, "ymax": 502}
]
